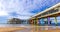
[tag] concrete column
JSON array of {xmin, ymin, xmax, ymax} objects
[
  {"xmin": 33, "ymin": 19, "xmax": 36, "ymax": 25},
  {"xmin": 34, "ymin": 18, "xmax": 38, "ymax": 25},
  {"xmin": 36, "ymin": 18, "xmax": 38, "ymax": 25},
  {"xmin": 54, "ymin": 17, "xmax": 57, "ymax": 25},
  {"xmin": 47, "ymin": 17, "xmax": 50, "ymax": 25},
  {"xmin": 32, "ymin": 19, "xmax": 34, "ymax": 24},
  {"xmin": 39, "ymin": 19, "xmax": 41, "ymax": 25},
  {"xmin": 31, "ymin": 19, "xmax": 33, "ymax": 24}
]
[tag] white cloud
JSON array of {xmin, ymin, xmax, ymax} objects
[
  {"xmin": 0, "ymin": 1, "xmax": 9, "ymax": 16},
  {"xmin": 0, "ymin": 0, "xmax": 38, "ymax": 19},
  {"xmin": 0, "ymin": 0, "xmax": 59, "ymax": 19},
  {"xmin": 0, "ymin": 11, "xmax": 9, "ymax": 16}
]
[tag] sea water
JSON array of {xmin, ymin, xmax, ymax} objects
[{"xmin": 0, "ymin": 24, "xmax": 30, "ymax": 27}]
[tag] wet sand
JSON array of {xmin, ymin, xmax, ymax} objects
[
  {"xmin": 39, "ymin": 28, "xmax": 60, "ymax": 32},
  {"xmin": 13, "ymin": 26, "xmax": 60, "ymax": 32},
  {"xmin": 36, "ymin": 26, "xmax": 60, "ymax": 32},
  {"xmin": 0, "ymin": 26, "xmax": 60, "ymax": 32}
]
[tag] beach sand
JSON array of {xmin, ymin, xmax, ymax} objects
[
  {"xmin": 40, "ymin": 28, "xmax": 60, "ymax": 32},
  {"xmin": 0, "ymin": 27, "xmax": 25, "ymax": 32},
  {"xmin": 0, "ymin": 26, "xmax": 60, "ymax": 32}
]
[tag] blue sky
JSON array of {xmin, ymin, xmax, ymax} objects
[{"xmin": 0, "ymin": 0, "xmax": 60, "ymax": 23}]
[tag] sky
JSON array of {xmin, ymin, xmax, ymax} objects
[{"xmin": 0, "ymin": 0, "xmax": 60, "ymax": 23}]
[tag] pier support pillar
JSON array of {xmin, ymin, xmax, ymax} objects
[
  {"xmin": 36, "ymin": 18, "xmax": 38, "ymax": 25},
  {"xmin": 54, "ymin": 17, "xmax": 57, "ymax": 26},
  {"xmin": 31, "ymin": 19, "xmax": 34, "ymax": 24},
  {"xmin": 47, "ymin": 17, "xmax": 50, "ymax": 25},
  {"xmin": 34, "ymin": 18, "xmax": 38, "ymax": 25}
]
